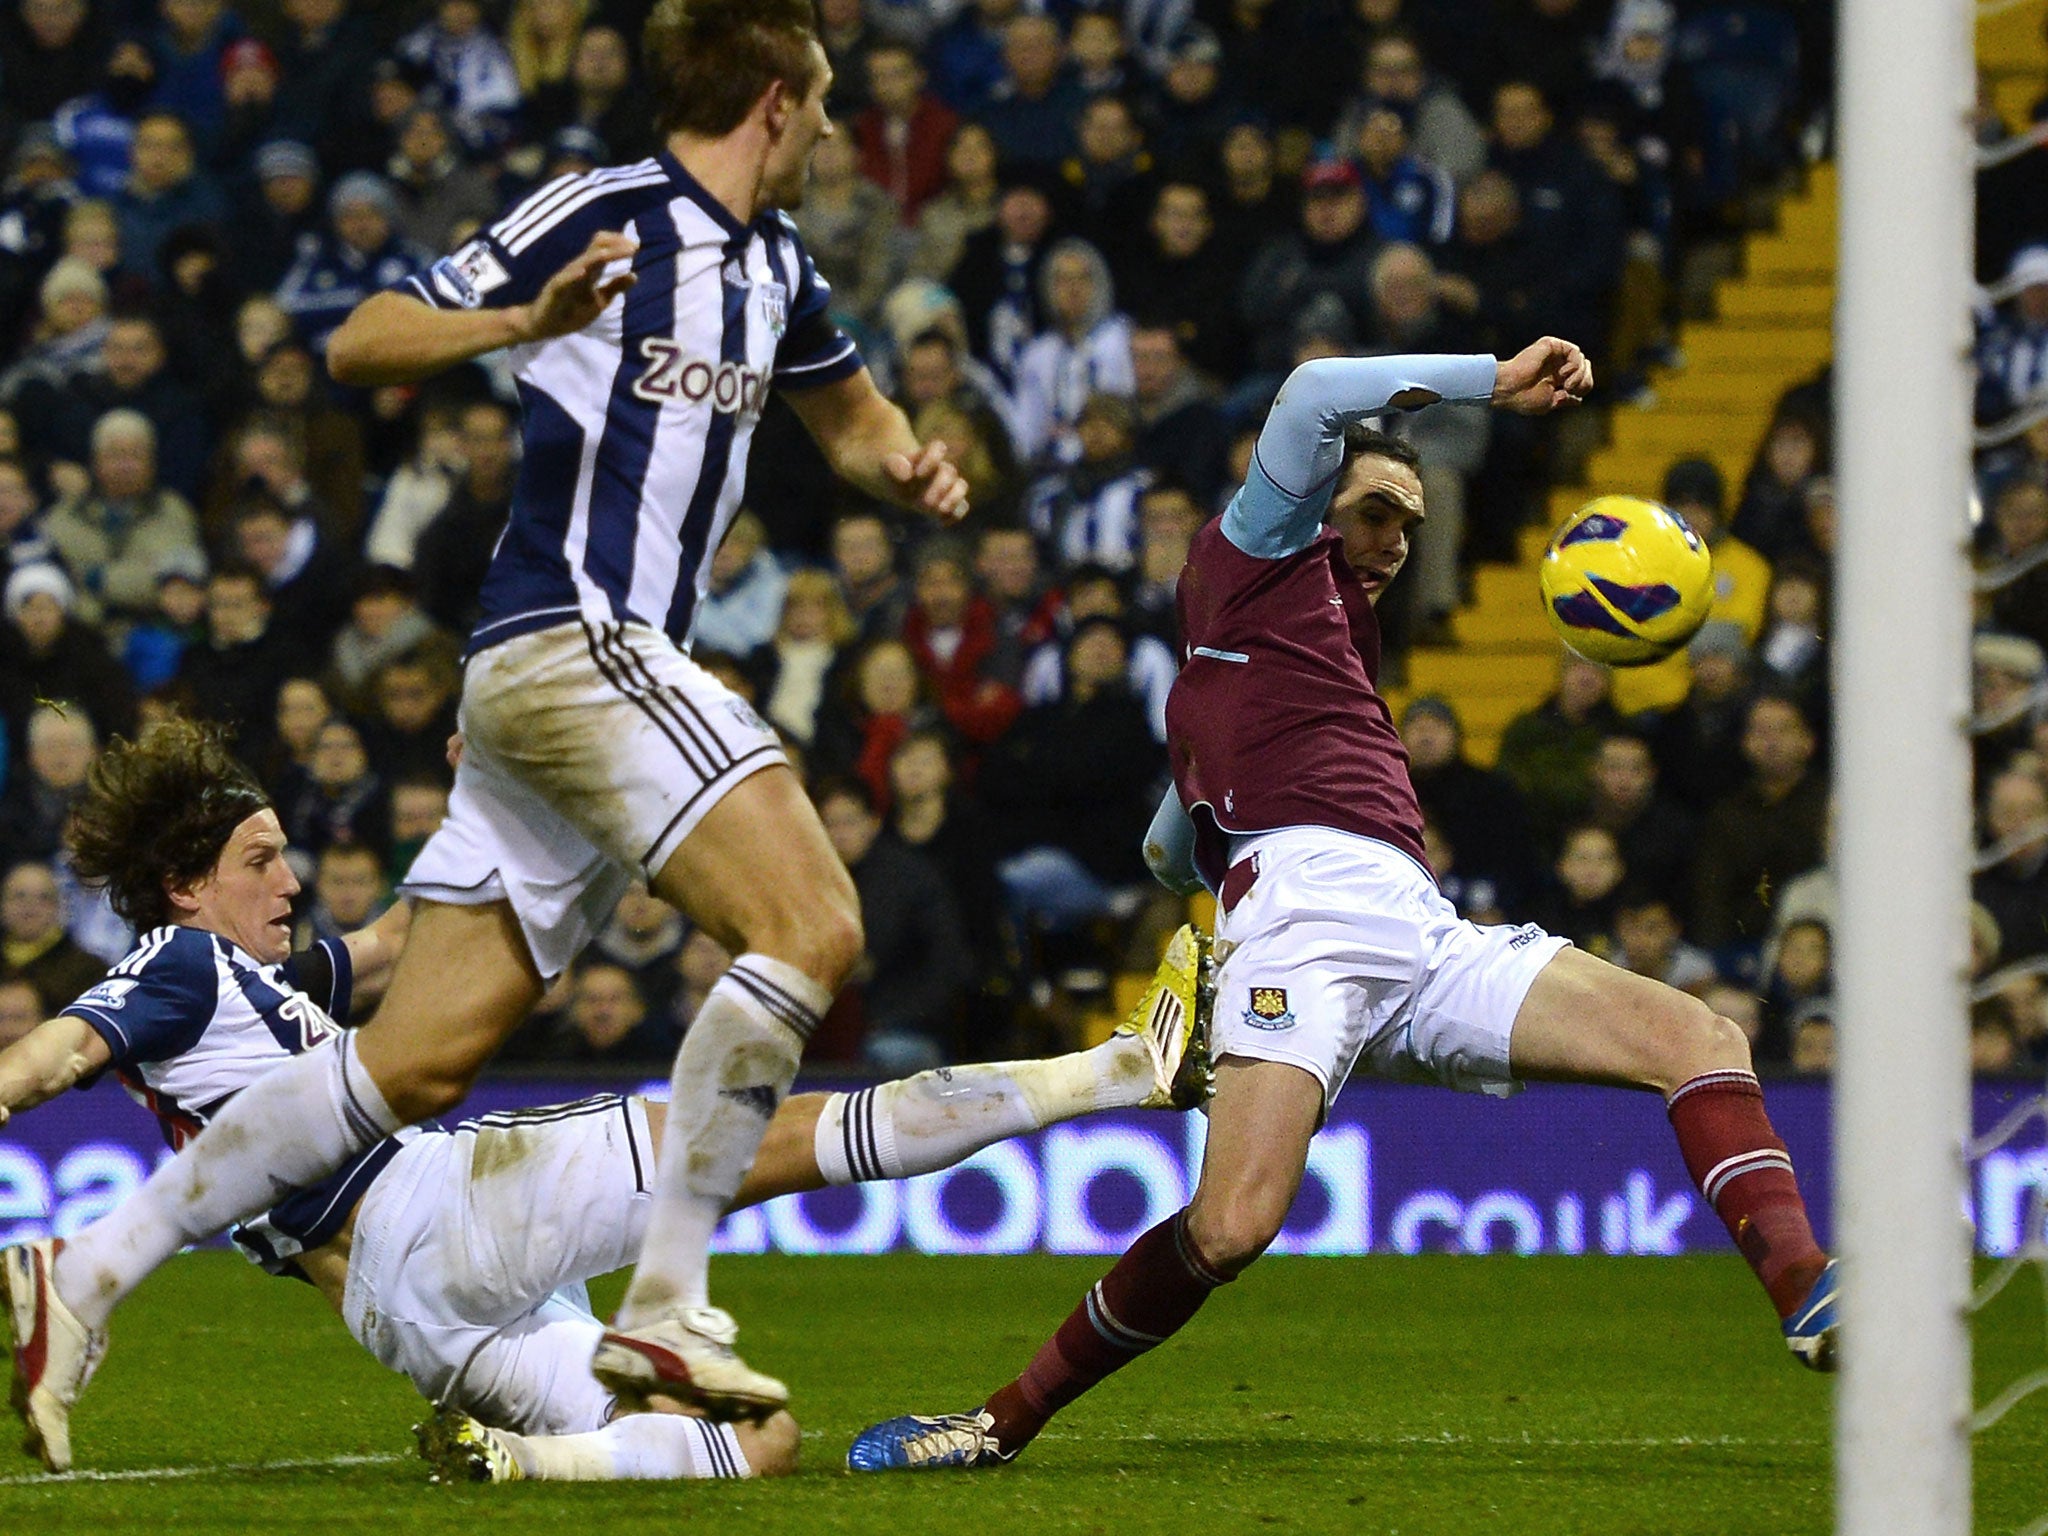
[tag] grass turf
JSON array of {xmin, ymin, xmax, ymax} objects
[{"xmin": 2, "ymin": 1252, "xmax": 2043, "ymax": 1534}]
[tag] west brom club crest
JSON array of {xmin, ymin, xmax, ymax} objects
[{"xmin": 1244, "ymin": 986, "xmax": 1294, "ymax": 1031}]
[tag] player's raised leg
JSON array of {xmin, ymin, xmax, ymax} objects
[
  {"xmin": 590, "ymin": 762, "xmax": 859, "ymax": 1415},
  {"xmin": 1507, "ymin": 945, "xmax": 1836, "ymax": 1367},
  {"xmin": 849, "ymin": 1052, "xmax": 1307, "ymax": 1472}
]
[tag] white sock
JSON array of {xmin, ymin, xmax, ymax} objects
[
  {"xmin": 56, "ymin": 1033, "xmax": 402, "ymax": 1328},
  {"xmin": 500, "ymin": 1414, "xmax": 751, "ymax": 1480},
  {"xmin": 616, "ymin": 956, "xmax": 825, "ymax": 1324},
  {"xmin": 814, "ymin": 1039, "xmax": 1148, "ymax": 1185}
]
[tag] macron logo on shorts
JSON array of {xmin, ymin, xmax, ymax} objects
[{"xmin": 1243, "ymin": 986, "xmax": 1295, "ymax": 1031}]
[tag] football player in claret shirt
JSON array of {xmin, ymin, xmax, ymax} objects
[
  {"xmin": 0, "ymin": 719, "xmax": 1211, "ymax": 1479},
  {"xmin": 850, "ymin": 339, "xmax": 1838, "ymax": 1475}
]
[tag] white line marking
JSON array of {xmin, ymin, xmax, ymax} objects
[{"xmin": 0, "ymin": 1452, "xmax": 405, "ymax": 1487}]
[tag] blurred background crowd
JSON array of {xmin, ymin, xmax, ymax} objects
[{"xmin": 0, "ymin": 0, "xmax": 2042, "ymax": 1080}]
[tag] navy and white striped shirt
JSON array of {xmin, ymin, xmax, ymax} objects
[{"xmin": 400, "ymin": 152, "xmax": 865, "ymax": 657}]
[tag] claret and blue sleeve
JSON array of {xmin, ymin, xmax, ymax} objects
[{"xmin": 1219, "ymin": 354, "xmax": 1497, "ymax": 560}]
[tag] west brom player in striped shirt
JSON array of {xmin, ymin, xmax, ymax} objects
[
  {"xmin": 0, "ymin": 720, "xmax": 1210, "ymax": 1479},
  {"xmin": 8, "ymin": 0, "xmax": 968, "ymax": 1455}
]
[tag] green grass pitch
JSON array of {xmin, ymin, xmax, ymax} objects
[{"xmin": 3, "ymin": 1252, "xmax": 2043, "ymax": 1533}]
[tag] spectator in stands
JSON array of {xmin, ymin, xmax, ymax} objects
[
  {"xmin": 1022, "ymin": 563, "xmax": 1175, "ymax": 738},
  {"xmin": 1662, "ymin": 455, "xmax": 1771, "ymax": 643},
  {"xmin": 555, "ymin": 960, "xmax": 681, "ymax": 1066},
  {"xmin": 0, "ymin": 257, "xmax": 109, "ymax": 415},
  {"xmin": 524, "ymin": 22, "xmax": 655, "ymax": 163},
  {"xmin": 900, "ymin": 536, "xmax": 1024, "ymax": 750},
  {"xmin": 1497, "ymin": 649, "xmax": 1622, "ymax": 849},
  {"xmin": 664, "ymin": 925, "xmax": 732, "ymax": 1038},
  {"xmin": 1129, "ymin": 480, "xmax": 1202, "ymax": 647},
  {"xmin": 817, "ymin": 0, "xmax": 876, "ymax": 116},
  {"xmin": 0, "ymin": 562, "xmax": 136, "ymax": 744},
  {"xmin": 361, "ymin": 644, "xmax": 460, "ymax": 783},
  {"xmin": 175, "ymin": 562, "xmax": 311, "ymax": 750},
  {"xmin": 231, "ymin": 494, "xmax": 354, "ymax": 654},
  {"xmin": 1487, "ymin": 78, "xmax": 1624, "ymax": 353},
  {"xmin": 1788, "ymin": 1011, "xmax": 1833, "ymax": 1075},
  {"xmin": 588, "ymin": 883, "xmax": 686, "ymax": 1023},
  {"xmin": 1240, "ymin": 155, "xmax": 1381, "ymax": 373},
  {"xmin": 814, "ymin": 636, "xmax": 939, "ymax": 811},
  {"xmin": 1733, "ymin": 410, "xmax": 1826, "ymax": 562},
  {"xmin": 1024, "ymin": 393, "xmax": 1152, "ymax": 573},
  {"xmin": 816, "ymin": 775, "xmax": 975, "ymax": 1070},
  {"xmin": 298, "ymin": 839, "xmax": 387, "ymax": 951},
  {"xmin": 113, "ymin": 111, "xmax": 224, "ymax": 279},
  {"xmin": 1214, "ymin": 0, "xmax": 1349, "ymax": 132},
  {"xmin": 1764, "ymin": 918, "xmax": 1832, "ymax": 1060},
  {"xmin": 1144, "ymin": 26, "xmax": 1239, "ymax": 175},
  {"xmin": 894, "ymin": 322, "xmax": 1020, "ymax": 477},
  {"xmin": 0, "ymin": 977, "xmax": 41, "ymax": 1050},
  {"xmin": 215, "ymin": 37, "xmax": 286, "ymax": 174},
  {"xmin": 1351, "ymin": 98, "xmax": 1456, "ymax": 248},
  {"xmin": 926, "ymin": 0, "xmax": 1022, "ymax": 116},
  {"xmin": 505, "ymin": 0, "xmax": 585, "ymax": 103},
  {"xmin": 907, "ymin": 121, "xmax": 1001, "ymax": 283},
  {"xmin": 1693, "ymin": 693, "xmax": 1828, "ymax": 952},
  {"xmin": 326, "ymin": 564, "xmax": 447, "ymax": 714},
  {"xmin": 1581, "ymin": 728, "xmax": 1693, "ymax": 906},
  {"xmin": 384, "ymin": 772, "xmax": 448, "ymax": 880},
  {"xmin": 0, "ymin": 705, "xmax": 93, "ymax": 869},
  {"xmin": 278, "ymin": 713, "xmax": 384, "ymax": 860},
  {"xmin": 364, "ymin": 400, "xmax": 462, "ymax": 571},
  {"xmin": 275, "ymin": 171, "xmax": 427, "ymax": 354},
  {"xmin": 795, "ymin": 121, "xmax": 901, "ymax": 328},
  {"xmin": 1402, "ymin": 696, "xmax": 1540, "ymax": 915},
  {"xmin": 0, "ymin": 456, "xmax": 57, "ymax": 588},
  {"xmin": 1973, "ymin": 632, "xmax": 2045, "ymax": 783},
  {"xmin": 856, "ymin": 41, "xmax": 958, "ymax": 222},
  {"xmin": 1121, "ymin": 184, "xmax": 1243, "ymax": 383},
  {"xmin": 271, "ymin": 0, "xmax": 377, "ymax": 175},
  {"xmin": 1011, "ymin": 239, "xmax": 1136, "ymax": 464},
  {"xmin": 266, "ymin": 674, "xmax": 334, "ymax": 798},
  {"xmin": 397, "ymin": 0, "xmax": 520, "ymax": 151},
  {"xmin": 1129, "ymin": 326, "xmax": 1226, "ymax": 506},
  {"xmin": 974, "ymin": 522, "xmax": 1059, "ymax": 681},
  {"xmin": 694, "ymin": 511, "xmax": 788, "ymax": 659},
  {"xmin": 0, "ymin": 129, "xmax": 79, "ymax": 350},
  {"xmin": 1352, "ymin": 31, "xmax": 1488, "ymax": 187},
  {"xmin": 982, "ymin": 12, "xmax": 1087, "ymax": 170},
  {"xmin": 1976, "ymin": 245, "xmax": 2048, "ymax": 426},
  {"xmin": 1066, "ymin": 9, "xmax": 1129, "ymax": 99},
  {"xmin": 1059, "ymin": 94, "xmax": 1158, "ymax": 276},
  {"xmin": 1422, "ymin": 812, "xmax": 1509, "ymax": 924},
  {"xmin": 1, "ymin": 0, "xmax": 106, "ymax": 127},
  {"xmin": 831, "ymin": 509, "xmax": 907, "ymax": 644},
  {"xmin": 412, "ymin": 396, "xmax": 514, "ymax": 634},
  {"xmin": 1529, "ymin": 822, "xmax": 1626, "ymax": 953},
  {"xmin": 1983, "ymin": 476, "xmax": 2048, "ymax": 655},
  {"xmin": 214, "ymin": 398, "xmax": 359, "ymax": 556},
  {"xmin": 47, "ymin": 313, "xmax": 208, "ymax": 500},
  {"xmin": 1756, "ymin": 556, "xmax": 1829, "ymax": 721},
  {"xmin": 1612, "ymin": 885, "xmax": 1717, "ymax": 994},
  {"xmin": 0, "ymin": 858, "xmax": 103, "ymax": 1013},
  {"xmin": 757, "ymin": 568, "xmax": 856, "ymax": 749},
  {"xmin": 119, "ymin": 553, "xmax": 205, "ymax": 691},
  {"xmin": 1650, "ymin": 619, "xmax": 1757, "ymax": 812},
  {"xmin": 43, "ymin": 408, "xmax": 202, "ymax": 629},
  {"xmin": 950, "ymin": 172, "xmax": 1056, "ymax": 382},
  {"xmin": 1976, "ymin": 768, "xmax": 2048, "ymax": 964},
  {"xmin": 52, "ymin": 55, "xmax": 141, "ymax": 203},
  {"xmin": 984, "ymin": 615, "xmax": 1162, "ymax": 935},
  {"xmin": 887, "ymin": 726, "xmax": 1004, "ymax": 973},
  {"xmin": 385, "ymin": 105, "xmax": 497, "ymax": 256}
]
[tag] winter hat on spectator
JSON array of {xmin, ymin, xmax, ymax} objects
[
  {"xmin": 4, "ymin": 563, "xmax": 76, "ymax": 621},
  {"xmin": 9, "ymin": 124, "xmax": 68, "ymax": 175},
  {"xmin": 1291, "ymin": 291, "xmax": 1357, "ymax": 349},
  {"xmin": 39, "ymin": 255, "xmax": 107, "ymax": 310},
  {"xmin": 256, "ymin": 140, "xmax": 319, "ymax": 183},
  {"xmin": 1301, "ymin": 155, "xmax": 1364, "ymax": 194},
  {"xmin": 1973, "ymin": 632, "xmax": 2047, "ymax": 683},
  {"xmin": 2002, "ymin": 245, "xmax": 2048, "ymax": 296},
  {"xmin": 1661, "ymin": 457, "xmax": 1725, "ymax": 514},
  {"xmin": 154, "ymin": 547, "xmax": 210, "ymax": 587},
  {"xmin": 220, "ymin": 38, "xmax": 278, "ymax": 81},
  {"xmin": 548, "ymin": 126, "xmax": 608, "ymax": 166},
  {"xmin": 1401, "ymin": 695, "xmax": 1460, "ymax": 732},
  {"xmin": 329, "ymin": 171, "xmax": 400, "ymax": 221},
  {"xmin": 1688, "ymin": 619, "xmax": 1749, "ymax": 664}
]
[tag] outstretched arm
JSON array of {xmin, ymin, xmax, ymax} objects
[
  {"xmin": 1223, "ymin": 338, "xmax": 1592, "ymax": 559},
  {"xmin": 783, "ymin": 368, "xmax": 970, "ymax": 524},
  {"xmin": 0, "ymin": 1016, "xmax": 112, "ymax": 1128}
]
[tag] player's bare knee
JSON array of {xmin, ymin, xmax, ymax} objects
[
  {"xmin": 751, "ymin": 895, "xmax": 863, "ymax": 993},
  {"xmin": 741, "ymin": 1409, "xmax": 801, "ymax": 1476},
  {"xmin": 1658, "ymin": 994, "xmax": 1752, "ymax": 1091},
  {"xmin": 383, "ymin": 1058, "xmax": 477, "ymax": 1122},
  {"xmin": 1186, "ymin": 1194, "xmax": 1285, "ymax": 1277}
]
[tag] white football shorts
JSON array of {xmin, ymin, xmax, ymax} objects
[
  {"xmin": 341, "ymin": 1094, "xmax": 654, "ymax": 1436},
  {"xmin": 1210, "ymin": 827, "xmax": 1569, "ymax": 1106},
  {"xmin": 402, "ymin": 620, "xmax": 786, "ymax": 980}
]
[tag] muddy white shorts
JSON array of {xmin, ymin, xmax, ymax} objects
[
  {"xmin": 340, "ymin": 1094, "xmax": 654, "ymax": 1435},
  {"xmin": 1211, "ymin": 828, "xmax": 1569, "ymax": 1106},
  {"xmin": 401, "ymin": 620, "xmax": 786, "ymax": 980}
]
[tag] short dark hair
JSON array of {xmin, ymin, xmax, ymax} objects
[
  {"xmin": 643, "ymin": 0, "xmax": 822, "ymax": 139},
  {"xmin": 1339, "ymin": 424, "xmax": 1422, "ymax": 480},
  {"xmin": 812, "ymin": 773, "xmax": 876, "ymax": 816},
  {"xmin": 209, "ymin": 560, "xmax": 267, "ymax": 595},
  {"xmin": 67, "ymin": 718, "xmax": 271, "ymax": 931}
]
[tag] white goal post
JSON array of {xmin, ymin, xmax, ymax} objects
[{"xmin": 1831, "ymin": 0, "xmax": 1977, "ymax": 1528}]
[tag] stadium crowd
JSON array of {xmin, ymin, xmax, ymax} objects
[{"xmin": 0, "ymin": 0, "xmax": 2040, "ymax": 1078}]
